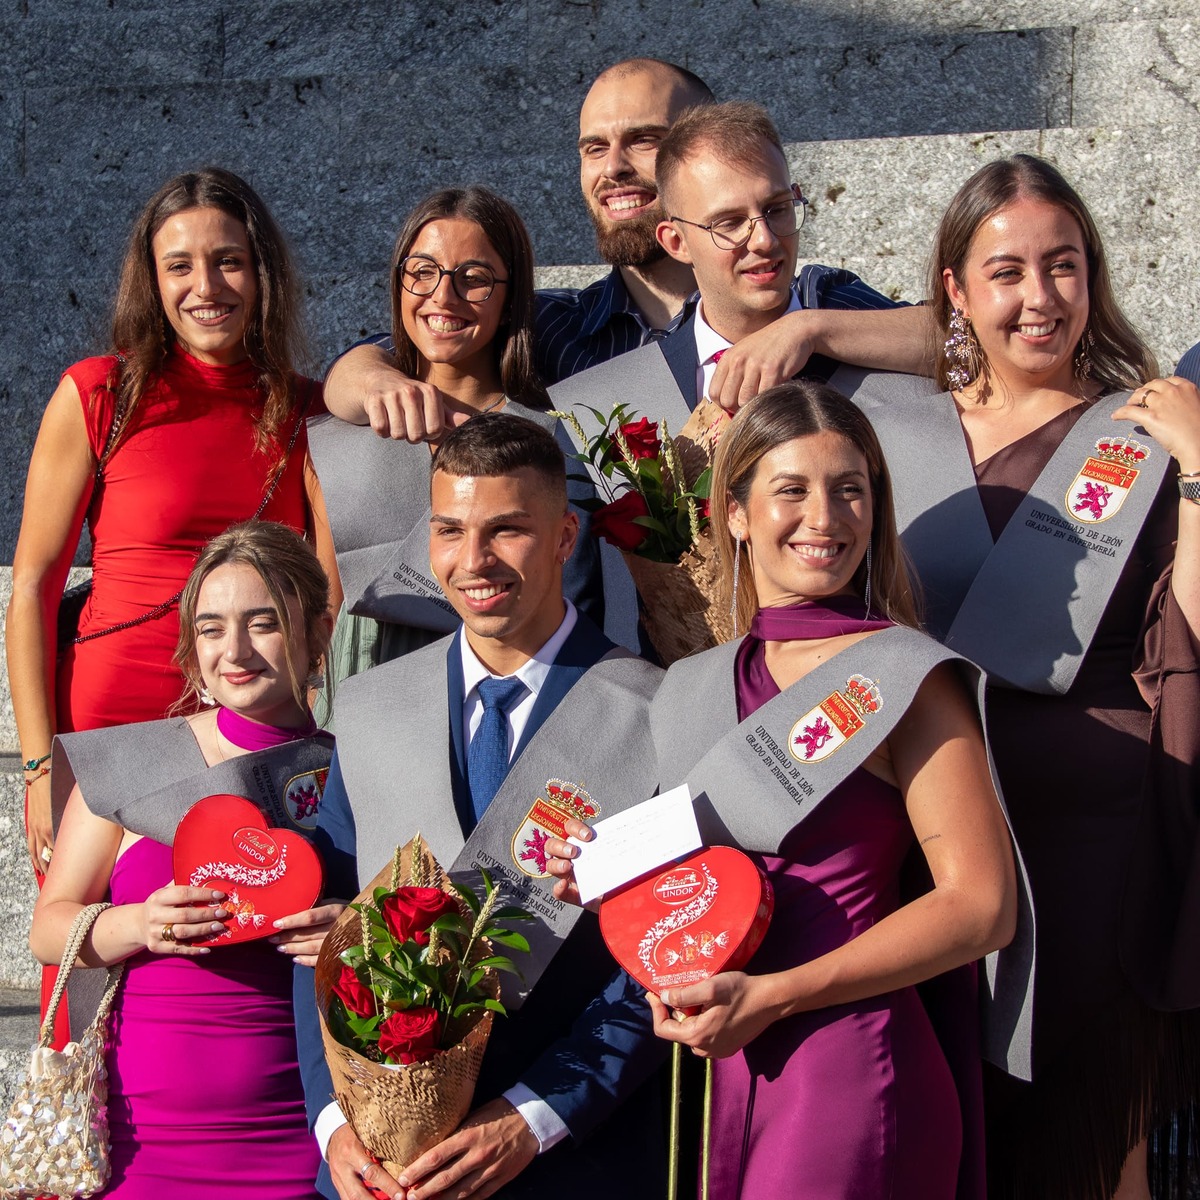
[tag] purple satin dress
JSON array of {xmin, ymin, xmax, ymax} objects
[
  {"xmin": 709, "ymin": 608, "xmax": 972, "ymax": 1200},
  {"xmin": 103, "ymin": 838, "xmax": 321, "ymax": 1198}
]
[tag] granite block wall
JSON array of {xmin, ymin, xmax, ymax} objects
[{"xmin": 0, "ymin": 6, "xmax": 1198, "ymax": 983}]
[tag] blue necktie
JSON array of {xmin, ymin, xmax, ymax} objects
[{"xmin": 466, "ymin": 676, "xmax": 528, "ymax": 825}]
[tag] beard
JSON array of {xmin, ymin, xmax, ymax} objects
[{"xmin": 588, "ymin": 201, "xmax": 667, "ymax": 268}]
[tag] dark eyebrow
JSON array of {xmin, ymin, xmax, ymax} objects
[
  {"xmin": 159, "ymin": 243, "xmax": 247, "ymax": 259},
  {"xmin": 194, "ymin": 606, "xmax": 279, "ymax": 621},
  {"xmin": 981, "ymin": 242, "xmax": 1082, "ymax": 268},
  {"xmin": 577, "ymin": 123, "xmax": 669, "ymax": 151},
  {"xmin": 767, "ymin": 469, "xmax": 866, "ymax": 484},
  {"xmin": 706, "ymin": 189, "xmax": 795, "ymax": 222},
  {"xmin": 430, "ymin": 509, "xmax": 534, "ymax": 527}
]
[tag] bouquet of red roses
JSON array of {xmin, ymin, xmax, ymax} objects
[
  {"xmin": 554, "ymin": 399, "xmax": 734, "ymax": 664},
  {"xmin": 315, "ymin": 835, "xmax": 532, "ymax": 1174}
]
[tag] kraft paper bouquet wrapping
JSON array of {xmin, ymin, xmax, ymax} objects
[
  {"xmin": 315, "ymin": 835, "xmax": 532, "ymax": 1175},
  {"xmin": 555, "ymin": 399, "xmax": 734, "ymax": 665}
]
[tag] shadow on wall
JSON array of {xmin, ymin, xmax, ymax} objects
[{"xmin": 0, "ymin": 1, "xmax": 1080, "ymax": 561}]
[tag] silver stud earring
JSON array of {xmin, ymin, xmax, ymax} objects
[
  {"xmin": 863, "ymin": 541, "xmax": 873, "ymax": 617},
  {"xmin": 730, "ymin": 535, "xmax": 743, "ymax": 638}
]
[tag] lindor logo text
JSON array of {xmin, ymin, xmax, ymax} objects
[
  {"xmin": 234, "ymin": 826, "xmax": 280, "ymax": 868},
  {"xmin": 653, "ymin": 869, "xmax": 704, "ymax": 905}
]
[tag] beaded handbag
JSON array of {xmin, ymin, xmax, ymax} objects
[{"xmin": 0, "ymin": 903, "xmax": 125, "ymax": 1199}]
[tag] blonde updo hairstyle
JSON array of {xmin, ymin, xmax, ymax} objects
[
  {"xmin": 174, "ymin": 521, "xmax": 330, "ymax": 711},
  {"xmin": 710, "ymin": 381, "xmax": 921, "ymax": 636}
]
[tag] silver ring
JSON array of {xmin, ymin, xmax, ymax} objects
[
  {"xmin": 40, "ymin": 846, "xmax": 52, "ymax": 864},
  {"xmin": 359, "ymin": 1162, "xmax": 373, "ymax": 1178}
]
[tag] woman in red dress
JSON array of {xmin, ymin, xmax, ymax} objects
[{"xmin": 6, "ymin": 167, "xmax": 336, "ymax": 1033}]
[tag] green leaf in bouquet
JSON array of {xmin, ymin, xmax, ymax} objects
[
  {"xmin": 482, "ymin": 929, "xmax": 531, "ymax": 952},
  {"xmin": 692, "ymin": 465, "xmax": 713, "ymax": 499},
  {"xmin": 472, "ymin": 954, "xmax": 520, "ymax": 975},
  {"xmin": 480, "ymin": 867, "xmax": 496, "ymax": 897},
  {"xmin": 340, "ymin": 944, "xmax": 367, "ymax": 968},
  {"xmin": 429, "ymin": 912, "xmax": 471, "ymax": 936},
  {"xmin": 450, "ymin": 1000, "xmax": 490, "ymax": 1019},
  {"xmin": 484, "ymin": 997, "xmax": 507, "ymax": 1015},
  {"xmin": 452, "ymin": 879, "xmax": 482, "ymax": 916},
  {"xmin": 633, "ymin": 514, "xmax": 673, "ymax": 536},
  {"xmin": 345, "ymin": 1011, "xmax": 384, "ymax": 1043}
]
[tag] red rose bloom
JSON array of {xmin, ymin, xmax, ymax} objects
[
  {"xmin": 377, "ymin": 1006, "xmax": 441, "ymax": 1065},
  {"xmin": 379, "ymin": 887, "xmax": 460, "ymax": 946},
  {"xmin": 332, "ymin": 965, "xmax": 375, "ymax": 1017},
  {"xmin": 614, "ymin": 417, "xmax": 660, "ymax": 463},
  {"xmin": 592, "ymin": 491, "xmax": 650, "ymax": 552}
]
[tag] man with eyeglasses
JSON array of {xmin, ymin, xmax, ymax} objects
[
  {"xmin": 321, "ymin": 61, "xmax": 928, "ymax": 440},
  {"xmin": 549, "ymin": 100, "xmax": 928, "ymax": 429}
]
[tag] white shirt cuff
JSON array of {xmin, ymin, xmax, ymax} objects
[
  {"xmin": 315, "ymin": 1101, "xmax": 348, "ymax": 1161},
  {"xmin": 502, "ymin": 1082, "xmax": 570, "ymax": 1153}
]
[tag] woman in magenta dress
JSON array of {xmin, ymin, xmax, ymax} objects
[
  {"xmin": 553, "ymin": 383, "xmax": 1020, "ymax": 1198},
  {"xmin": 30, "ymin": 522, "xmax": 339, "ymax": 1199}
]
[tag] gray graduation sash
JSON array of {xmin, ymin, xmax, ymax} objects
[
  {"xmin": 50, "ymin": 718, "xmax": 333, "ymax": 1036},
  {"xmin": 308, "ymin": 402, "xmax": 558, "ymax": 628},
  {"xmin": 52, "ymin": 718, "xmax": 335, "ymax": 845},
  {"xmin": 652, "ymin": 626, "xmax": 1035, "ymax": 1080},
  {"xmin": 832, "ymin": 369, "xmax": 1168, "ymax": 693},
  {"xmin": 548, "ymin": 339, "xmax": 694, "ymax": 433},
  {"xmin": 549, "ymin": 343, "xmax": 695, "ymax": 650},
  {"xmin": 335, "ymin": 638, "xmax": 663, "ymax": 1009}
]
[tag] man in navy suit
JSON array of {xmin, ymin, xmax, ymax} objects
[{"xmin": 295, "ymin": 413, "xmax": 666, "ymax": 1200}]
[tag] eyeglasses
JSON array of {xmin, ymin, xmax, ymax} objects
[
  {"xmin": 398, "ymin": 256, "xmax": 508, "ymax": 302},
  {"xmin": 670, "ymin": 194, "xmax": 809, "ymax": 250}
]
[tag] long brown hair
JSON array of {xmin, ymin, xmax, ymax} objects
[
  {"xmin": 388, "ymin": 186, "xmax": 548, "ymax": 409},
  {"xmin": 929, "ymin": 154, "xmax": 1157, "ymax": 392},
  {"xmin": 174, "ymin": 521, "xmax": 330, "ymax": 711},
  {"xmin": 710, "ymin": 381, "xmax": 921, "ymax": 635},
  {"xmin": 110, "ymin": 166, "xmax": 307, "ymax": 463}
]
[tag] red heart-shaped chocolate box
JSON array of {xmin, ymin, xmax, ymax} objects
[
  {"xmin": 599, "ymin": 846, "xmax": 773, "ymax": 996},
  {"xmin": 173, "ymin": 794, "xmax": 323, "ymax": 947}
]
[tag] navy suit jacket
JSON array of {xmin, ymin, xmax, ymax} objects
[{"xmin": 294, "ymin": 613, "xmax": 666, "ymax": 1198}]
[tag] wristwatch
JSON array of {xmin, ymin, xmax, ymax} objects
[{"xmin": 1178, "ymin": 473, "xmax": 1200, "ymax": 505}]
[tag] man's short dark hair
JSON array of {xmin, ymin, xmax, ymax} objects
[
  {"xmin": 656, "ymin": 101, "xmax": 785, "ymax": 211},
  {"xmin": 431, "ymin": 413, "xmax": 567, "ymax": 504}
]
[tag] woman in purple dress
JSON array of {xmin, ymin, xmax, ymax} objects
[
  {"xmin": 30, "ymin": 522, "xmax": 339, "ymax": 1199},
  {"xmin": 552, "ymin": 383, "xmax": 1020, "ymax": 1198}
]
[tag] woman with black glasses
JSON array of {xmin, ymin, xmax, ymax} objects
[{"xmin": 309, "ymin": 186, "xmax": 593, "ymax": 692}]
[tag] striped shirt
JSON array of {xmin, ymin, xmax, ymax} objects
[
  {"xmin": 1177, "ymin": 341, "xmax": 1200, "ymax": 386},
  {"xmin": 335, "ymin": 263, "xmax": 902, "ymax": 385}
]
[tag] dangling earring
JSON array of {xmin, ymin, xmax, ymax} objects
[
  {"xmin": 1075, "ymin": 326, "xmax": 1095, "ymax": 382},
  {"xmin": 199, "ymin": 686, "xmax": 216, "ymax": 707},
  {"xmin": 944, "ymin": 308, "xmax": 978, "ymax": 391},
  {"xmin": 863, "ymin": 541, "xmax": 873, "ymax": 618},
  {"xmin": 730, "ymin": 535, "xmax": 742, "ymax": 638}
]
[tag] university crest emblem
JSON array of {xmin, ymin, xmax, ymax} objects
[
  {"xmin": 283, "ymin": 767, "xmax": 328, "ymax": 829},
  {"xmin": 788, "ymin": 675, "xmax": 882, "ymax": 764},
  {"xmin": 1065, "ymin": 437, "xmax": 1148, "ymax": 524},
  {"xmin": 512, "ymin": 780, "xmax": 599, "ymax": 878}
]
